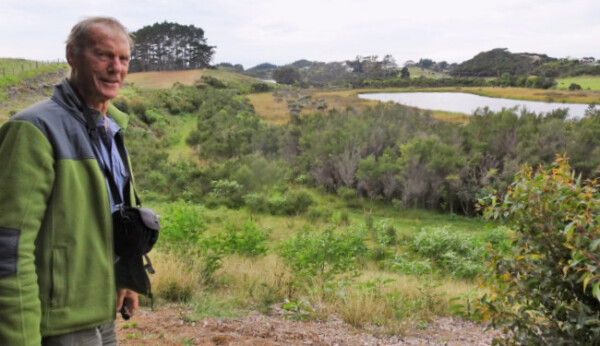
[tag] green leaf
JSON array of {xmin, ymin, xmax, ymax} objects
[
  {"xmin": 448, "ymin": 304, "xmax": 464, "ymax": 311},
  {"xmin": 583, "ymin": 274, "xmax": 593, "ymax": 293},
  {"xmin": 564, "ymin": 221, "xmax": 576, "ymax": 241},
  {"xmin": 590, "ymin": 238, "xmax": 600, "ymax": 251},
  {"xmin": 593, "ymin": 282, "xmax": 600, "ymax": 302}
]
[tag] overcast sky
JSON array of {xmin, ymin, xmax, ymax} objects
[{"xmin": 1, "ymin": 0, "xmax": 598, "ymax": 69}]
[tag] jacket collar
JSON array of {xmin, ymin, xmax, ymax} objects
[{"xmin": 52, "ymin": 78, "xmax": 129, "ymax": 129}]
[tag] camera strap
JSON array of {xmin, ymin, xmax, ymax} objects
[{"xmin": 83, "ymin": 107, "xmax": 141, "ymax": 208}]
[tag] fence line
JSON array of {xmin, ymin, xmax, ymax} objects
[{"xmin": 1, "ymin": 59, "xmax": 66, "ymax": 78}]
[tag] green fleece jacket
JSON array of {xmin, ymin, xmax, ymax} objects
[{"xmin": 0, "ymin": 79, "xmax": 138, "ymax": 345}]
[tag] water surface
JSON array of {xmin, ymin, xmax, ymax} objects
[{"xmin": 358, "ymin": 92, "xmax": 593, "ymax": 119}]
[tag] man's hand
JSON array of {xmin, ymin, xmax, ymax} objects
[{"xmin": 116, "ymin": 289, "xmax": 139, "ymax": 319}]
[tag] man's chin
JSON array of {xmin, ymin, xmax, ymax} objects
[{"xmin": 99, "ymin": 88, "xmax": 120, "ymax": 101}]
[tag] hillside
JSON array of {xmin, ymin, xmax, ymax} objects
[
  {"xmin": 449, "ymin": 48, "xmax": 555, "ymax": 77},
  {"xmin": 125, "ymin": 68, "xmax": 260, "ymax": 89},
  {"xmin": 126, "ymin": 70, "xmax": 206, "ymax": 88},
  {"xmin": 0, "ymin": 59, "xmax": 68, "ymax": 123}
]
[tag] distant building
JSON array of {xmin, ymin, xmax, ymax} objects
[
  {"xmin": 341, "ymin": 61, "xmax": 354, "ymax": 73},
  {"xmin": 580, "ymin": 57, "xmax": 595, "ymax": 64}
]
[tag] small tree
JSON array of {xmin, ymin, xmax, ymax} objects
[
  {"xmin": 400, "ymin": 67, "xmax": 410, "ymax": 79},
  {"xmin": 569, "ymin": 83, "xmax": 582, "ymax": 91},
  {"xmin": 483, "ymin": 156, "xmax": 600, "ymax": 344},
  {"xmin": 272, "ymin": 67, "xmax": 301, "ymax": 85}
]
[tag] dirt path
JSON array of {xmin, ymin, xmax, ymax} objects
[{"xmin": 116, "ymin": 305, "xmax": 500, "ymax": 345}]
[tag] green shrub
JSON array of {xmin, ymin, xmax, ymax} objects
[
  {"xmin": 201, "ymin": 75, "xmax": 227, "ymax": 89},
  {"xmin": 569, "ymin": 83, "xmax": 582, "ymax": 91},
  {"xmin": 112, "ymin": 97, "xmax": 129, "ymax": 113},
  {"xmin": 387, "ymin": 255, "xmax": 433, "ymax": 275},
  {"xmin": 219, "ymin": 220, "xmax": 270, "ymax": 256},
  {"xmin": 243, "ymin": 193, "xmax": 269, "ymax": 213},
  {"xmin": 250, "ymin": 82, "xmax": 273, "ymax": 93},
  {"xmin": 337, "ymin": 187, "xmax": 362, "ymax": 208},
  {"xmin": 306, "ymin": 205, "xmax": 329, "ymax": 223},
  {"xmin": 208, "ymin": 179, "xmax": 245, "ymax": 208},
  {"xmin": 409, "ymin": 227, "xmax": 486, "ymax": 278},
  {"xmin": 267, "ymin": 190, "xmax": 314, "ymax": 215},
  {"xmin": 373, "ymin": 219, "xmax": 397, "ymax": 246},
  {"xmin": 277, "ymin": 226, "xmax": 368, "ymax": 282},
  {"xmin": 160, "ymin": 200, "xmax": 207, "ymax": 245},
  {"xmin": 128, "ymin": 98, "xmax": 147, "ymax": 118},
  {"xmin": 483, "ymin": 158, "xmax": 600, "ymax": 344},
  {"xmin": 144, "ymin": 109, "xmax": 163, "ymax": 125}
]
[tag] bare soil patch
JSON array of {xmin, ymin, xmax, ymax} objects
[{"xmin": 116, "ymin": 305, "xmax": 500, "ymax": 345}]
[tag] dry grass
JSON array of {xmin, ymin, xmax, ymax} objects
[
  {"xmin": 149, "ymin": 250, "xmax": 203, "ymax": 302},
  {"xmin": 125, "ymin": 70, "xmax": 206, "ymax": 89},
  {"xmin": 216, "ymin": 254, "xmax": 292, "ymax": 292},
  {"xmin": 150, "ymin": 239, "xmax": 485, "ymax": 336},
  {"xmin": 249, "ymin": 88, "xmax": 472, "ymax": 125},
  {"xmin": 247, "ymin": 93, "xmax": 290, "ymax": 124}
]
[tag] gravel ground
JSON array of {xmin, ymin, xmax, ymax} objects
[{"xmin": 116, "ymin": 305, "xmax": 501, "ymax": 345}]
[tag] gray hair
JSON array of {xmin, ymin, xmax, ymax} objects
[{"xmin": 66, "ymin": 16, "xmax": 133, "ymax": 55}]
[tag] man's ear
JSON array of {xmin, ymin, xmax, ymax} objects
[{"xmin": 66, "ymin": 45, "xmax": 75, "ymax": 67}]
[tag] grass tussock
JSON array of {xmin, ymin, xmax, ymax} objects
[{"xmin": 149, "ymin": 250, "xmax": 202, "ymax": 303}]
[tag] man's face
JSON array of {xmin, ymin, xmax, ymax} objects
[{"xmin": 68, "ymin": 23, "xmax": 130, "ymax": 109}]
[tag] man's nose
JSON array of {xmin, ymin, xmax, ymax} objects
[{"xmin": 109, "ymin": 57, "xmax": 125, "ymax": 73}]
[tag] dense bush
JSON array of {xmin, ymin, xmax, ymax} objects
[
  {"xmin": 201, "ymin": 75, "xmax": 227, "ymax": 89},
  {"xmin": 111, "ymin": 97, "xmax": 129, "ymax": 113},
  {"xmin": 409, "ymin": 227, "xmax": 486, "ymax": 278},
  {"xmin": 207, "ymin": 179, "xmax": 245, "ymax": 208},
  {"xmin": 218, "ymin": 221, "xmax": 270, "ymax": 256},
  {"xmin": 159, "ymin": 200, "xmax": 207, "ymax": 245},
  {"xmin": 267, "ymin": 190, "xmax": 314, "ymax": 215},
  {"xmin": 250, "ymin": 82, "xmax": 273, "ymax": 93},
  {"xmin": 128, "ymin": 98, "xmax": 147, "ymax": 118},
  {"xmin": 569, "ymin": 83, "xmax": 582, "ymax": 90},
  {"xmin": 243, "ymin": 193, "xmax": 269, "ymax": 213},
  {"xmin": 277, "ymin": 226, "xmax": 368, "ymax": 282},
  {"xmin": 484, "ymin": 157, "xmax": 600, "ymax": 344}
]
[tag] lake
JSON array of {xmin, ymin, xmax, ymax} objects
[{"xmin": 358, "ymin": 92, "xmax": 593, "ymax": 119}]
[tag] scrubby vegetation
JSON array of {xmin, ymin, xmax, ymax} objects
[
  {"xmin": 95, "ymin": 67, "xmax": 599, "ymax": 341},
  {"xmin": 3, "ymin": 53, "xmax": 600, "ymax": 341},
  {"xmin": 483, "ymin": 158, "xmax": 600, "ymax": 343}
]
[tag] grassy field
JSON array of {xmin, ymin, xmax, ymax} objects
[
  {"xmin": 0, "ymin": 58, "xmax": 68, "ymax": 122},
  {"xmin": 145, "ymin": 194, "xmax": 496, "ymax": 334},
  {"xmin": 0, "ymin": 58, "xmax": 67, "ymax": 89},
  {"xmin": 125, "ymin": 68, "xmax": 259, "ymax": 89},
  {"xmin": 407, "ymin": 66, "xmax": 449, "ymax": 79},
  {"xmin": 126, "ymin": 70, "xmax": 206, "ymax": 89},
  {"xmin": 556, "ymin": 75, "xmax": 600, "ymax": 91}
]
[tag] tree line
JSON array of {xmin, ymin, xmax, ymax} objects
[{"xmin": 129, "ymin": 21, "xmax": 215, "ymax": 73}]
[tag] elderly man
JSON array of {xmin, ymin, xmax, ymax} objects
[{"xmin": 0, "ymin": 17, "xmax": 149, "ymax": 345}]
